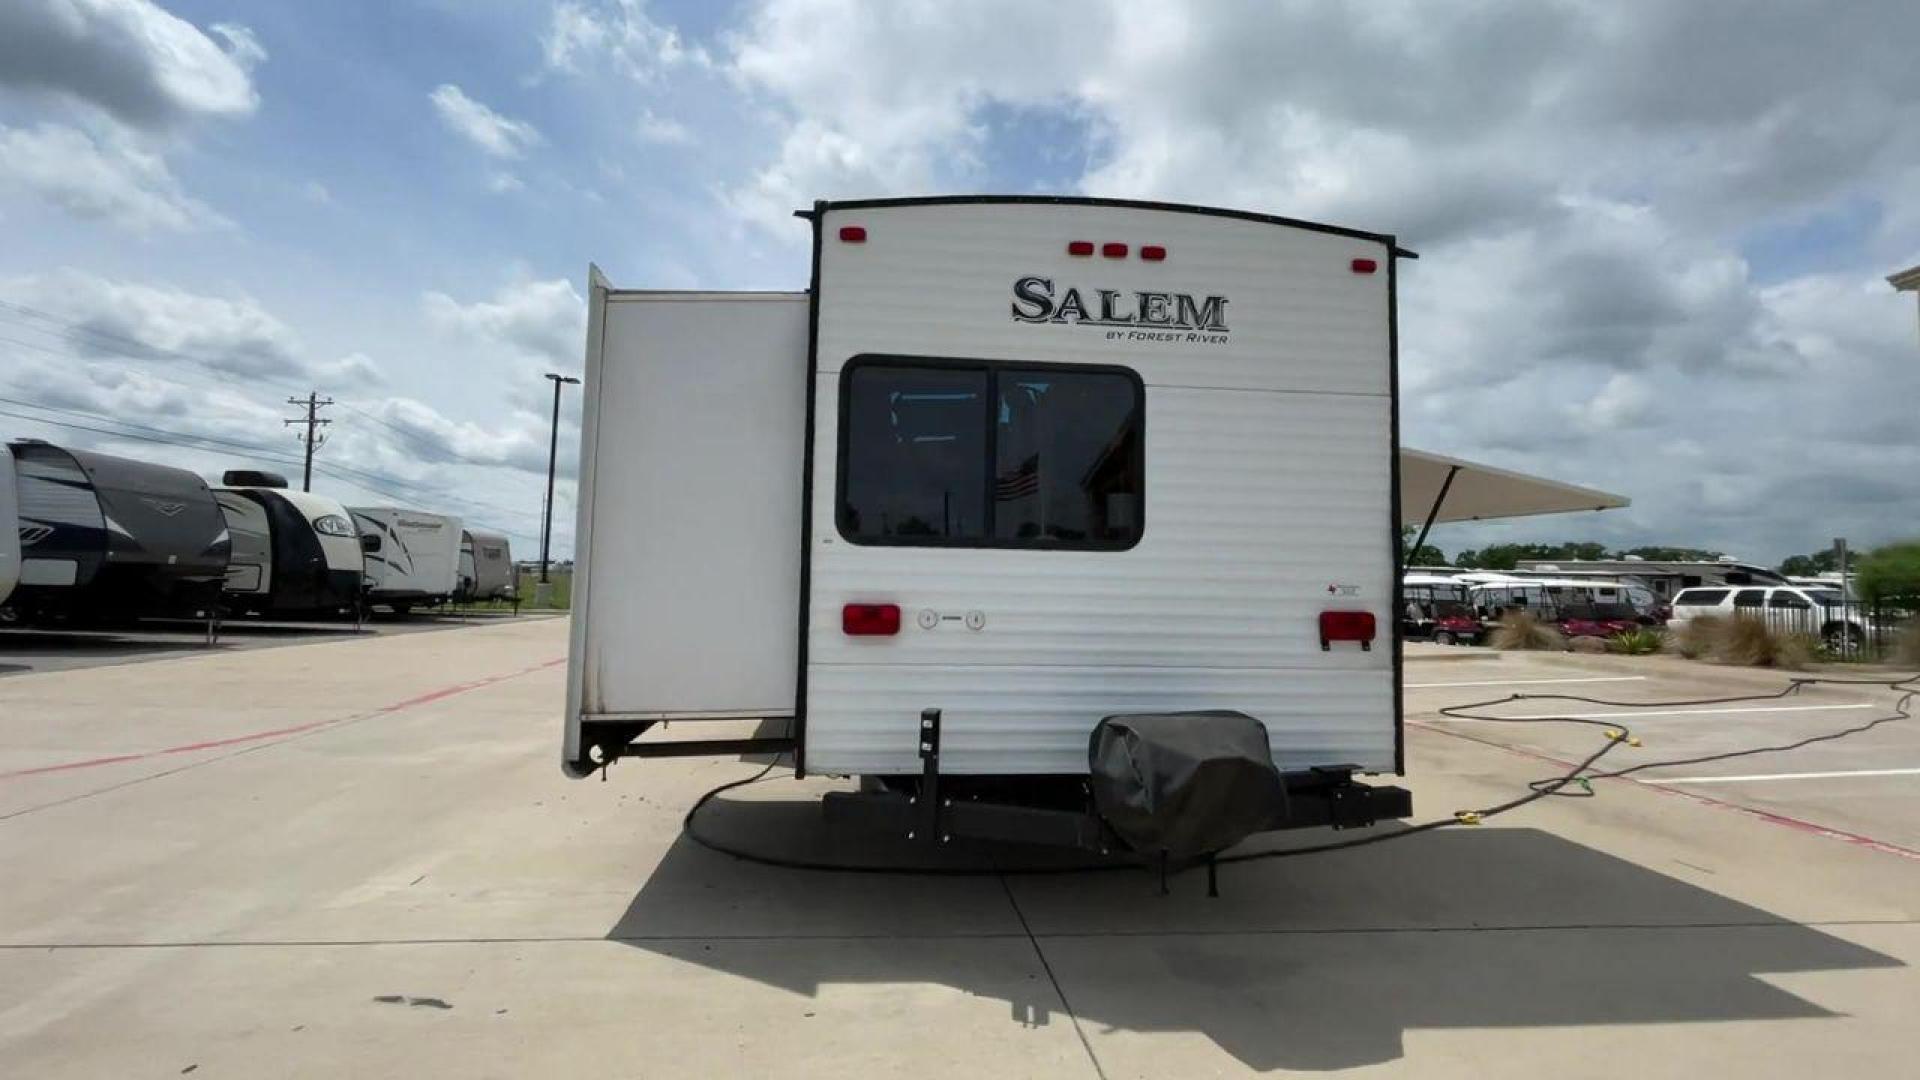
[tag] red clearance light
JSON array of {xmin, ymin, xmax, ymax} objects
[
  {"xmin": 1067, "ymin": 240, "xmax": 1095, "ymax": 257},
  {"xmin": 843, "ymin": 603, "xmax": 901, "ymax": 636},
  {"xmin": 1350, "ymin": 257, "xmax": 1378, "ymax": 274},
  {"xmin": 839, "ymin": 225, "xmax": 867, "ymax": 243},
  {"xmin": 1101, "ymin": 242, "xmax": 1128, "ymax": 259},
  {"xmin": 1319, "ymin": 610, "xmax": 1377, "ymax": 651},
  {"xmin": 1140, "ymin": 245, "xmax": 1167, "ymax": 261}
]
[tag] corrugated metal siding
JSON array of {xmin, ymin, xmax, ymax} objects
[{"xmin": 806, "ymin": 202, "xmax": 1395, "ymax": 776}]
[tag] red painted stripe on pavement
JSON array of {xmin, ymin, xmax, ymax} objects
[
  {"xmin": 0, "ymin": 657, "xmax": 565, "ymax": 781},
  {"xmin": 1409, "ymin": 719, "xmax": 1920, "ymax": 862}
]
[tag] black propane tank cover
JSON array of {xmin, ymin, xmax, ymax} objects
[{"xmin": 1088, "ymin": 711, "xmax": 1288, "ymax": 860}]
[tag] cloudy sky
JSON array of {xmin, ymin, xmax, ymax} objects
[{"xmin": 1, "ymin": 0, "xmax": 1916, "ymax": 562}]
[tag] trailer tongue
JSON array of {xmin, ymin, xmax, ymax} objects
[{"xmin": 565, "ymin": 196, "xmax": 1416, "ymax": 866}]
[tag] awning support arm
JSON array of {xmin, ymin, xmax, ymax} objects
[{"xmin": 1408, "ymin": 464, "xmax": 1461, "ymax": 569}]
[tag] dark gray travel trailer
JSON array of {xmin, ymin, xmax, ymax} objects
[
  {"xmin": 4, "ymin": 440, "xmax": 230, "ymax": 623},
  {"xmin": 215, "ymin": 471, "xmax": 365, "ymax": 618}
]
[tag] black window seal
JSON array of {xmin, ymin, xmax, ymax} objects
[{"xmin": 833, "ymin": 353, "xmax": 1146, "ymax": 552}]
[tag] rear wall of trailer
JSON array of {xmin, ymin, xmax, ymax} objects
[{"xmin": 801, "ymin": 199, "xmax": 1399, "ymax": 777}]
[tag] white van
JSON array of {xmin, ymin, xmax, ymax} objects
[
  {"xmin": 1669, "ymin": 584, "xmax": 1870, "ymax": 649},
  {"xmin": 565, "ymin": 196, "xmax": 1415, "ymax": 851}
]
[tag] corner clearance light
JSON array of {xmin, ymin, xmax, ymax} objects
[
  {"xmin": 1140, "ymin": 245, "xmax": 1167, "ymax": 261},
  {"xmin": 1067, "ymin": 240, "xmax": 1095, "ymax": 257},
  {"xmin": 839, "ymin": 225, "xmax": 867, "ymax": 243},
  {"xmin": 842, "ymin": 603, "xmax": 901, "ymax": 636},
  {"xmin": 1350, "ymin": 257, "xmax": 1378, "ymax": 274}
]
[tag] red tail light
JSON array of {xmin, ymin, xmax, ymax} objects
[
  {"xmin": 1319, "ymin": 610, "xmax": 1377, "ymax": 651},
  {"xmin": 843, "ymin": 603, "xmax": 900, "ymax": 636},
  {"xmin": 1350, "ymin": 257, "xmax": 1378, "ymax": 274},
  {"xmin": 839, "ymin": 226, "xmax": 867, "ymax": 243},
  {"xmin": 1140, "ymin": 245, "xmax": 1167, "ymax": 261},
  {"xmin": 1067, "ymin": 240, "xmax": 1094, "ymax": 257}
]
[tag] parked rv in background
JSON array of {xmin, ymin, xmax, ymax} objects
[
  {"xmin": 215, "ymin": 471, "xmax": 365, "ymax": 618},
  {"xmin": 1512, "ymin": 558, "xmax": 1787, "ymax": 602},
  {"xmin": 3, "ymin": 440, "xmax": 229, "ymax": 624},
  {"xmin": 350, "ymin": 507, "xmax": 461, "ymax": 614},
  {"xmin": 457, "ymin": 528, "xmax": 514, "ymax": 602},
  {"xmin": 0, "ymin": 442, "xmax": 18, "ymax": 609}
]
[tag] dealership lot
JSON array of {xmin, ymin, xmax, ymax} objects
[{"xmin": 0, "ymin": 620, "xmax": 1914, "ymax": 1077}]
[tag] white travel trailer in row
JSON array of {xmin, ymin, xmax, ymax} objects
[
  {"xmin": 565, "ymin": 196, "xmax": 1418, "ymax": 861},
  {"xmin": 350, "ymin": 507, "xmax": 462, "ymax": 615}
]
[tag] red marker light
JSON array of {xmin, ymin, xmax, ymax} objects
[
  {"xmin": 1319, "ymin": 610, "xmax": 1377, "ymax": 651},
  {"xmin": 839, "ymin": 226, "xmax": 867, "ymax": 243},
  {"xmin": 1067, "ymin": 240, "xmax": 1095, "ymax": 257},
  {"xmin": 1101, "ymin": 242, "xmax": 1128, "ymax": 259},
  {"xmin": 1350, "ymin": 257, "xmax": 1378, "ymax": 274},
  {"xmin": 1140, "ymin": 245, "xmax": 1167, "ymax": 261},
  {"xmin": 842, "ymin": 603, "xmax": 901, "ymax": 636}
]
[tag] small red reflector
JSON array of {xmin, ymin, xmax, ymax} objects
[
  {"xmin": 1350, "ymin": 257, "xmax": 1378, "ymax": 274},
  {"xmin": 1319, "ymin": 610, "xmax": 1377, "ymax": 651},
  {"xmin": 1067, "ymin": 240, "xmax": 1094, "ymax": 257},
  {"xmin": 839, "ymin": 226, "xmax": 867, "ymax": 243},
  {"xmin": 843, "ymin": 603, "xmax": 900, "ymax": 636},
  {"xmin": 1140, "ymin": 245, "xmax": 1167, "ymax": 261},
  {"xmin": 1101, "ymin": 242, "xmax": 1128, "ymax": 259}
]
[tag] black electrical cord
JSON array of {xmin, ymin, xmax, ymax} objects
[{"xmin": 680, "ymin": 671, "xmax": 1919, "ymax": 878}]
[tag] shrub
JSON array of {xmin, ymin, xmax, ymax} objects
[
  {"xmin": 1712, "ymin": 615, "xmax": 1814, "ymax": 669},
  {"xmin": 1669, "ymin": 615, "xmax": 1724, "ymax": 659},
  {"xmin": 1897, "ymin": 627, "xmax": 1920, "ymax": 668},
  {"xmin": 1490, "ymin": 611, "xmax": 1566, "ymax": 651},
  {"xmin": 1608, "ymin": 628, "xmax": 1664, "ymax": 655}
]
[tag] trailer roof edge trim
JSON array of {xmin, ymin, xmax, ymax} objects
[{"xmin": 799, "ymin": 194, "xmax": 1415, "ymax": 256}]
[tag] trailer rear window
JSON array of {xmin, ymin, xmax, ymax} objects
[{"xmin": 837, "ymin": 358, "xmax": 1143, "ymax": 549}]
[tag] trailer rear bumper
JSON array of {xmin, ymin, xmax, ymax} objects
[{"xmin": 822, "ymin": 769, "xmax": 1412, "ymax": 855}]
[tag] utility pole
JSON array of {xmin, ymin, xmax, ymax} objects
[
  {"xmin": 284, "ymin": 392, "xmax": 333, "ymax": 492},
  {"xmin": 538, "ymin": 372, "xmax": 580, "ymax": 605}
]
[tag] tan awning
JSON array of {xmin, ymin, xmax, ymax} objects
[{"xmin": 1401, "ymin": 448, "xmax": 1628, "ymax": 524}]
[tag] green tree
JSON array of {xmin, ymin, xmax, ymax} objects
[
  {"xmin": 1399, "ymin": 526, "xmax": 1448, "ymax": 567},
  {"xmin": 1856, "ymin": 541, "xmax": 1920, "ymax": 604},
  {"xmin": 1777, "ymin": 548, "xmax": 1840, "ymax": 577},
  {"xmin": 1619, "ymin": 546, "xmax": 1724, "ymax": 562}
]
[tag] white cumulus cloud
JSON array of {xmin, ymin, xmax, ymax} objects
[{"xmin": 429, "ymin": 83, "xmax": 541, "ymax": 159}]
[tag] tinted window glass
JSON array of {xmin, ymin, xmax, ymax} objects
[
  {"xmin": 1732, "ymin": 589, "xmax": 1765, "ymax": 607},
  {"xmin": 1768, "ymin": 591, "xmax": 1811, "ymax": 610},
  {"xmin": 840, "ymin": 365, "xmax": 989, "ymax": 540},
  {"xmin": 994, "ymin": 371, "xmax": 1141, "ymax": 544},
  {"xmin": 838, "ymin": 360, "xmax": 1143, "ymax": 549},
  {"xmin": 1675, "ymin": 589, "xmax": 1727, "ymax": 606}
]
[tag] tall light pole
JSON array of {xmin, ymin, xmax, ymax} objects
[{"xmin": 539, "ymin": 372, "xmax": 580, "ymax": 598}]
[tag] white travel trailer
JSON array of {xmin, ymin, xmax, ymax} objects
[
  {"xmin": 215, "ymin": 471, "xmax": 365, "ymax": 618},
  {"xmin": 457, "ymin": 528, "xmax": 515, "ymax": 602},
  {"xmin": 566, "ymin": 196, "xmax": 1420, "ymax": 857},
  {"xmin": 349, "ymin": 507, "xmax": 461, "ymax": 614}
]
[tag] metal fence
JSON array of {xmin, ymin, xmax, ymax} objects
[{"xmin": 1735, "ymin": 598, "xmax": 1916, "ymax": 662}]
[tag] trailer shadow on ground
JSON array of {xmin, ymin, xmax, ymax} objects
[{"xmin": 606, "ymin": 796, "xmax": 1901, "ymax": 1072}]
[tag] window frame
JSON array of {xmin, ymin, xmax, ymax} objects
[{"xmin": 834, "ymin": 353, "xmax": 1146, "ymax": 551}]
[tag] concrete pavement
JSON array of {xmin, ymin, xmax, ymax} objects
[{"xmin": 0, "ymin": 620, "xmax": 1915, "ymax": 1077}]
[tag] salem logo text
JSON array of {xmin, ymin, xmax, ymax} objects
[{"xmin": 1010, "ymin": 276, "xmax": 1229, "ymax": 344}]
